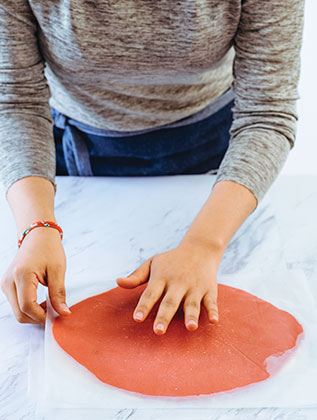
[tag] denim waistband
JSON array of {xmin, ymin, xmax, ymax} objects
[{"xmin": 51, "ymin": 96, "xmax": 234, "ymax": 177}]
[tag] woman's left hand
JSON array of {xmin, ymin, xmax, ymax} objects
[{"xmin": 116, "ymin": 239, "xmax": 222, "ymax": 335}]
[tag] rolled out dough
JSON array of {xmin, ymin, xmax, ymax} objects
[{"xmin": 52, "ymin": 283, "xmax": 303, "ymax": 396}]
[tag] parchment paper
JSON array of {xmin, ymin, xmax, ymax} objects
[{"xmin": 28, "ymin": 200, "xmax": 317, "ymax": 414}]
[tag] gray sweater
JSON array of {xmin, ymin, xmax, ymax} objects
[{"xmin": 0, "ymin": 1, "xmax": 304, "ymax": 204}]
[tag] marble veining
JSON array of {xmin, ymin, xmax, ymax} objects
[{"xmin": 1, "ymin": 174, "xmax": 317, "ymax": 419}]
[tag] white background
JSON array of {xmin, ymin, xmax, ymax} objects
[{"xmin": 281, "ymin": 0, "xmax": 317, "ymax": 175}]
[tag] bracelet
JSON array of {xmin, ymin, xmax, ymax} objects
[{"xmin": 18, "ymin": 220, "xmax": 63, "ymax": 248}]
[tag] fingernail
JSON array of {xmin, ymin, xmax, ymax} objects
[
  {"xmin": 210, "ymin": 314, "xmax": 218, "ymax": 323},
  {"xmin": 60, "ymin": 303, "xmax": 71, "ymax": 314},
  {"xmin": 186, "ymin": 320, "xmax": 197, "ymax": 330},
  {"xmin": 134, "ymin": 311, "xmax": 143, "ymax": 321},
  {"xmin": 155, "ymin": 323, "xmax": 165, "ymax": 333}
]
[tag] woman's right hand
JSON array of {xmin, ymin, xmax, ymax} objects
[{"xmin": 1, "ymin": 227, "xmax": 71, "ymax": 324}]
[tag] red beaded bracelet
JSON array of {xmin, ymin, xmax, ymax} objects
[{"xmin": 18, "ymin": 220, "xmax": 63, "ymax": 248}]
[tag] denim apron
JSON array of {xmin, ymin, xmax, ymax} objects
[{"xmin": 51, "ymin": 99, "xmax": 234, "ymax": 177}]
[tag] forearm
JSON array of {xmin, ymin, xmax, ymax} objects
[
  {"xmin": 7, "ymin": 176, "xmax": 56, "ymax": 238},
  {"xmin": 180, "ymin": 180, "xmax": 257, "ymax": 263}
]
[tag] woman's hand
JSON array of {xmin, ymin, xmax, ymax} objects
[
  {"xmin": 0, "ymin": 228, "xmax": 71, "ymax": 324},
  {"xmin": 117, "ymin": 179, "xmax": 257, "ymax": 335},
  {"xmin": 116, "ymin": 178, "xmax": 257, "ymax": 336},
  {"xmin": 116, "ymin": 239, "xmax": 222, "ymax": 335}
]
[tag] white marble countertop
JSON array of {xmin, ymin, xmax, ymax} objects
[{"xmin": 1, "ymin": 174, "xmax": 317, "ymax": 420}]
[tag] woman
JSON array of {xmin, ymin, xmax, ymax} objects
[{"xmin": 0, "ymin": 1, "xmax": 304, "ymax": 334}]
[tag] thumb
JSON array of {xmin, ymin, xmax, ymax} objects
[
  {"xmin": 47, "ymin": 265, "xmax": 71, "ymax": 315},
  {"xmin": 116, "ymin": 258, "xmax": 152, "ymax": 289}
]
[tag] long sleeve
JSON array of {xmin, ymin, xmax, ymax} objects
[
  {"xmin": 215, "ymin": 0, "xmax": 305, "ymax": 206},
  {"xmin": 0, "ymin": 1, "xmax": 56, "ymax": 197}
]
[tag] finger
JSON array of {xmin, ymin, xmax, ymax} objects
[
  {"xmin": 183, "ymin": 292, "xmax": 203, "ymax": 331},
  {"xmin": 3, "ymin": 280, "xmax": 40, "ymax": 324},
  {"xmin": 132, "ymin": 278, "xmax": 166, "ymax": 322},
  {"xmin": 116, "ymin": 258, "xmax": 152, "ymax": 289},
  {"xmin": 202, "ymin": 290, "xmax": 219, "ymax": 323},
  {"xmin": 15, "ymin": 271, "xmax": 47, "ymax": 323},
  {"xmin": 153, "ymin": 288, "xmax": 186, "ymax": 335},
  {"xmin": 46, "ymin": 265, "xmax": 71, "ymax": 316}
]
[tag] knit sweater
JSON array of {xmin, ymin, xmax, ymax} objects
[{"xmin": 0, "ymin": 0, "xmax": 304, "ymax": 203}]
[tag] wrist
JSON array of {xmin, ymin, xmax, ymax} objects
[
  {"xmin": 6, "ymin": 176, "xmax": 56, "ymax": 238},
  {"xmin": 18, "ymin": 220, "xmax": 63, "ymax": 249},
  {"xmin": 179, "ymin": 234, "xmax": 226, "ymax": 266},
  {"xmin": 17, "ymin": 214, "xmax": 57, "ymax": 238},
  {"xmin": 180, "ymin": 180, "xmax": 256, "ymax": 259}
]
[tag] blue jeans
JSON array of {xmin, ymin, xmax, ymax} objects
[{"xmin": 51, "ymin": 100, "xmax": 234, "ymax": 177}]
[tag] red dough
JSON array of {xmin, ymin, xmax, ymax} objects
[{"xmin": 52, "ymin": 284, "xmax": 303, "ymax": 396}]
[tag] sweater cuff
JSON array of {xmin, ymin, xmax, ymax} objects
[
  {"xmin": 0, "ymin": 113, "xmax": 56, "ymax": 198},
  {"xmin": 214, "ymin": 128, "xmax": 291, "ymax": 207}
]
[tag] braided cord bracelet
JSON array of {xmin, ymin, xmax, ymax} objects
[{"xmin": 18, "ymin": 220, "xmax": 63, "ymax": 249}]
